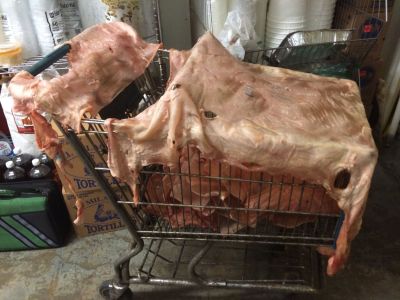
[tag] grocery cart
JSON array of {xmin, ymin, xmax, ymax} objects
[
  {"xmin": 244, "ymin": 0, "xmax": 391, "ymax": 75},
  {"xmin": 242, "ymin": 0, "xmax": 391, "ymax": 126},
  {"xmin": 0, "ymin": 51, "xmax": 340, "ymax": 299},
  {"xmin": 10, "ymin": 50, "xmax": 339, "ymax": 299},
  {"xmin": 0, "ymin": 0, "xmax": 390, "ymax": 299},
  {"xmin": 1, "ymin": 50, "xmax": 339, "ymax": 299}
]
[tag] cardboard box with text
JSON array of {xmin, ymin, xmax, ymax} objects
[
  {"xmin": 62, "ymin": 187, "xmax": 134, "ymax": 237},
  {"xmin": 55, "ymin": 134, "xmax": 120, "ymax": 193}
]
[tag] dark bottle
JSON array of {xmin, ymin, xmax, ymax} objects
[
  {"xmin": 29, "ymin": 159, "xmax": 51, "ymax": 179},
  {"xmin": 13, "ymin": 147, "xmax": 33, "ymax": 171},
  {"xmin": 38, "ymin": 153, "xmax": 54, "ymax": 168},
  {"xmin": 4, "ymin": 160, "xmax": 26, "ymax": 181},
  {"xmin": 0, "ymin": 155, "xmax": 9, "ymax": 171}
]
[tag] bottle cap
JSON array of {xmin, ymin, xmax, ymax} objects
[
  {"xmin": 13, "ymin": 147, "xmax": 22, "ymax": 155},
  {"xmin": 32, "ymin": 158, "xmax": 40, "ymax": 167},
  {"xmin": 6, "ymin": 161, "xmax": 14, "ymax": 169}
]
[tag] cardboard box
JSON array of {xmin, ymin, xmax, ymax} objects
[
  {"xmin": 62, "ymin": 187, "xmax": 134, "ymax": 237},
  {"xmin": 55, "ymin": 133, "xmax": 120, "ymax": 193}
]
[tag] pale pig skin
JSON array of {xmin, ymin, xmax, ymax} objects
[
  {"xmin": 9, "ymin": 21, "xmax": 160, "ymax": 133},
  {"xmin": 7, "ymin": 20, "xmax": 377, "ymax": 276},
  {"xmin": 106, "ymin": 33, "xmax": 377, "ymax": 276},
  {"xmin": 8, "ymin": 22, "xmax": 160, "ymax": 223}
]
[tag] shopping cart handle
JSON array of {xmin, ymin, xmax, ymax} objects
[{"xmin": 25, "ymin": 44, "xmax": 71, "ymax": 76}]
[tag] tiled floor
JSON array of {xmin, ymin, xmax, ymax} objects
[{"xmin": 1, "ymin": 138, "xmax": 400, "ymax": 300}]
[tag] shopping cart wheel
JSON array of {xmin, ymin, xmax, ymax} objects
[{"xmin": 99, "ymin": 279, "xmax": 133, "ymax": 300}]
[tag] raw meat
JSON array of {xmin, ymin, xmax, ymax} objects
[
  {"xmin": 105, "ymin": 32, "xmax": 377, "ymax": 276},
  {"xmin": 143, "ymin": 173, "xmax": 174, "ymax": 218},
  {"xmin": 144, "ymin": 173, "xmax": 217, "ymax": 230},
  {"xmin": 8, "ymin": 22, "xmax": 160, "ymax": 224},
  {"xmin": 9, "ymin": 21, "xmax": 160, "ymax": 133},
  {"xmin": 176, "ymin": 148, "xmax": 339, "ymax": 227},
  {"xmin": 143, "ymin": 149, "xmax": 339, "ymax": 231},
  {"xmin": 169, "ymin": 207, "xmax": 217, "ymax": 230},
  {"xmin": 167, "ymin": 49, "xmax": 191, "ymax": 86}
]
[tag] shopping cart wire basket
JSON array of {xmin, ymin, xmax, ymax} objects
[
  {"xmin": 8, "ymin": 41, "xmax": 343, "ymax": 299},
  {"xmin": 3, "ymin": 0, "xmax": 390, "ymax": 298}
]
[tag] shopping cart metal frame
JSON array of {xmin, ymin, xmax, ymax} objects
[
  {"xmin": 10, "ymin": 44, "xmax": 339, "ymax": 299},
  {"xmin": 0, "ymin": 1, "xmax": 390, "ymax": 299},
  {"xmin": 243, "ymin": 0, "xmax": 391, "ymax": 74},
  {"xmin": 57, "ymin": 89, "xmax": 339, "ymax": 300},
  {"xmin": 19, "ymin": 58, "xmax": 337, "ymax": 298}
]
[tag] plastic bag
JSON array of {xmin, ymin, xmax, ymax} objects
[
  {"xmin": 229, "ymin": 0, "xmax": 257, "ymax": 23},
  {"xmin": 218, "ymin": 7, "xmax": 259, "ymax": 60},
  {"xmin": 59, "ymin": 0, "xmax": 83, "ymax": 39},
  {"xmin": 29, "ymin": 0, "xmax": 67, "ymax": 54},
  {"xmin": 77, "ymin": 0, "xmax": 108, "ymax": 29}
]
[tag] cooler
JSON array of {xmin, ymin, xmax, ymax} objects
[{"xmin": 0, "ymin": 179, "xmax": 71, "ymax": 251}]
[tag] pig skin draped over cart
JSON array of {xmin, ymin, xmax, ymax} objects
[
  {"xmin": 8, "ymin": 21, "xmax": 160, "ymax": 137},
  {"xmin": 7, "ymin": 22, "xmax": 160, "ymax": 223},
  {"xmin": 105, "ymin": 33, "xmax": 378, "ymax": 276}
]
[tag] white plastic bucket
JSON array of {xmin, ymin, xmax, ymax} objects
[
  {"xmin": 266, "ymin": 32, "xmax": 293, "ymax": 40},
  {"xmin": 267, "ymin": 23, "xmax": 305, "ymax": 31},
  {"xmin": 268, "ymin": 16, "xmax": 307, "ymax": 24},
  {"xmin": 306, "ymin": 0, "xmax": 337, "ymax": 30},
  {"xmin": 268, "ymin": 0, "xmax": 307, "ymax": 20},
  {"xmin": 266, "ymin": 23, "xmax": 305, "ymax": 32},
  {"xmin": 209, "ymin": 0, "xmax": 229, "ymax": 36},
  {"xmin": 266, "ymin": 0, "xmax": 306, "ymax": 47}
]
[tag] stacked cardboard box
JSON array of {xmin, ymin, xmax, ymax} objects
[
  {"xmin": 62, "ymin": 188, "xmax": 132, "ymax": 237},
  {"xmin": 55, "ymin": 133, "xmax": 134, "ymax": 237}
]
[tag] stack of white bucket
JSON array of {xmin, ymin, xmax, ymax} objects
[
  {"xmin": 266, "ymin": 0, "xmax": 307, "ymax": 48},
  {"xmin": 266, "ymin": 0, "xmax": 337, "ymax": 48},
  {"xmin": 306, "ymin": 0, "xmax": 337, "ymax": 30},
  {"xmin": 207, "ymin": 0, "xmax": 337, "ymax": 51}
]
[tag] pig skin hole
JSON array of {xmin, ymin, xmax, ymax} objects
[
  {"xmin": 334, "ymin": 169, "xmax": 351, "ymax": 189},
  {"xmin": 204, "ymin": 111, "xmax": 217, "ymax": 119}
]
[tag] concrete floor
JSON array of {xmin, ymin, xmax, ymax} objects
[{"xmin": 1, "ymin": 138, "xmax": 399, "ymax": 300}]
